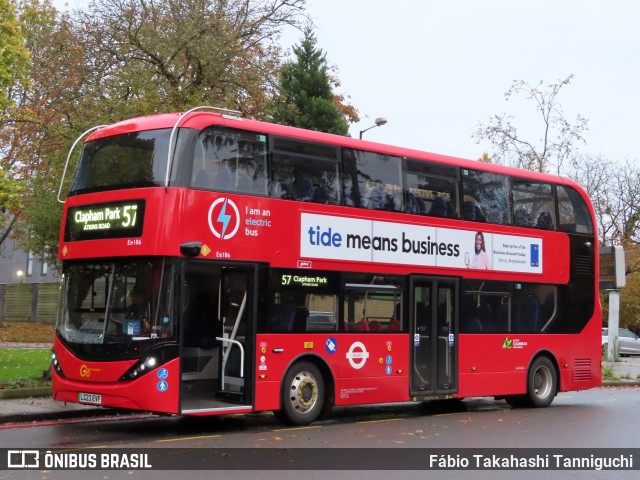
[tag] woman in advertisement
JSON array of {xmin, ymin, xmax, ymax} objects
[{"xmin": 467, "ymin": 231, "xmax": 491, "ymax": 270}]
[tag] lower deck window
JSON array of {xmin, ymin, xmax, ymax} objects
[
  {"xmin": 461, "ymin": 280, "xmax": 558, "ymax": 333},
  {"xmin": 267, "ymin": 271, "xmax": 403, "ymax": 333},
  {"xmin": 268, "ymin": 271, "xmax": 340, "ymax": 333}
]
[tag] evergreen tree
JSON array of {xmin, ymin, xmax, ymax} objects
[{"xmin": 271, "ymin": 25, "xmax": 352, "ymax": 135}]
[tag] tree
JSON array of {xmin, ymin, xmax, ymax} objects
[
  {"xmin": 2, "ymin": 0, "xmax": 307, "ymax": 263},
  {"xmin": 0, "ymin": 167, "xmax": 25, "ymax": 244},
  {"xmin": 607, "ymin": 162, "xmax": 640, "ymax": 247},
  {"xmin": 474, "ymin": 75, "xmax": 588, "ymax": 174},
  {"xmin": 564, "ymin": 154, "xmax": 614, "ymax": 244},
  {"xmin": 567, "ymin": 154, "xmax": 640, "ymax": 248},
  {"xmin": 14, "ymin": 167, "xmax": 62, "ymax": 265},
  {"xmin": 78, "ymin": 0, "xmax": 306, "ymax": 118},
  {"xmin": 478, "ymin": 152, "xmax": 492, "ymax": 163},
  {"xmin": 565, "ymin": 153, "xmax": 640, "ymax": 331},
  {"xmin": 0, "ymin": 0, "xmax": 74, "ymax": 254},
  {"xmin": 475, "ymin": 76, "xmax": 640, "ymax": 331},
  {"xmin": 0, "ymin": 0, "xmax": 48, "ymax": 249},
  {"xmin": 0, "ymin": 0, "xmax": 30, "ymax": 111},
  {"xmin": 619, "ymin": 247, "xmax": 640, "ymax": 332},
  {"xmin": 270, "ymin": 24, "xmax": 357, "ymax": 134}
]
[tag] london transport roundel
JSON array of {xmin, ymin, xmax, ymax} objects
[
  {"xmin": 346, "ymin": 341, "xmax": 369, "ymax": 369},
  {"xmin": 208, "ymin": 198, "xmax": 240, "ymax": 240}
]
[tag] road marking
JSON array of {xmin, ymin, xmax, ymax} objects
[
  {"xmin": 157, "ymin": 434, "xmax": 222, "ymax": 443},
  {"xmin": 357, "ymin": 418, "xmax": 403, "ymax": 424},
  {"xmin": 272, "ymin": 425, "xmax": 322, "ymax": 432}
]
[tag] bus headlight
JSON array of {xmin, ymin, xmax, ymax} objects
[
  {"xmin": 121, "ymin": 355, "xmax": 158, "ymax": 381},
  {"xmin": 51, "ymin": 350, "xmax": 66, "ymax": 378},
  {"xmin": 144, "ymin": 356, "xmax": 157, "ymax": 368}
]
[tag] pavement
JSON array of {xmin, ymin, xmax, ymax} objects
[
  {"xmin": 1, "ymin": 343, "xmax": 639, "ymax": 425},
  {"xmin": 0, "ymin": 341, "xmax": 127, "ymax": 424},
  {"xmin": 602, "ymin": 356, "xmax": 640, "ymax": 382}
]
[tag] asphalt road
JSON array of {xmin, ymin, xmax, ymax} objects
[{"xmin": 1, "ymin": 386, "xmax": 639, "ymax": 480}]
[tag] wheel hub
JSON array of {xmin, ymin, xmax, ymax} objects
[
  {"xmin": 291, "ymin": 372, "xmax": 318, "ymax": 412},
  {"xmin": 533, "ymin": 366, "xmax": 552, "ymax": 399}
]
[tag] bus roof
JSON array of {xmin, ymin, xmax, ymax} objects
[{"xmin": 85, "ymin": 110, "xmax": 582, "ymax": 190}]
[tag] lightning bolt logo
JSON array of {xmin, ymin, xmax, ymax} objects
[
  {"xmin": 217, "ymin": 198, "xmax": 232, "ymax": 239},
  {"xmin": 208, "ymin": 198, "xmax": 240, "ymax": 240}
]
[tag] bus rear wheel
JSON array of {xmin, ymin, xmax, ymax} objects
[
  {"xmin": 506, "ymin": 356, "xmax": 557, "ymax": 408},
  {"xmin": 279, "ymin": 361, "xmax": 325, "ymax": 425}
]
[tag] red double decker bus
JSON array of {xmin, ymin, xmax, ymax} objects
[{"xmin": 52, "ymin": 106, "xmax": 601, "ymax": 425}]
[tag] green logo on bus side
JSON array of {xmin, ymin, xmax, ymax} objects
[{"xmin": 502, "ymin": 337, "xmax": 513, "ymax": 349}]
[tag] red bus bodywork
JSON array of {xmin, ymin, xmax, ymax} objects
[{"xmin": 53, "ymin": 111, "xmax": 602, "ymax": 422}]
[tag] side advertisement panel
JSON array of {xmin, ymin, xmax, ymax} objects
[{"xmin": 300, "ymin": 213, "xmax": 543, "ymax": 274}]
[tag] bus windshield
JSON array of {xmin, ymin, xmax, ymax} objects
[
  {"xmin": 57, "ymin": 258, "xmax": 174, "ymax": 345},
  {"xmin": 69, "ymin": 129, "xmax": 171, "ymax": 195}
]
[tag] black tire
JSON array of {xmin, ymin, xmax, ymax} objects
[
  {"xmin": 525, "ymin": 356, "xmax": 557, "ymax": 408},
  {"xmin": 279, "ymin": 361, "xmax": 325, "ymax": 425}
]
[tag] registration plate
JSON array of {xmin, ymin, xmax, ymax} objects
[{"xmin": 78, "ymin": 392, "xmax": 102, "ymax": 404}]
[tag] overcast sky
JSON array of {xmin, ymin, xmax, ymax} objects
[
  {"xmin": 296, "ymin": 0, "xmax": 640, "ymax": 163},
  {"xmin": 55, "ymin": 0, "xmax": 639, "ymax": 164}
]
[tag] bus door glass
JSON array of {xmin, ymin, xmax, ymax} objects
[
  {"xmin": 218, "ymin": 269, "xmax": 252, "ymax": 398},
  {"xmin": 410, "ymin": 277, "xmax": 458, "ymax": 396}
]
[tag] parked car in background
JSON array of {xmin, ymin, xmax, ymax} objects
[
  {"xmin": 307, "ymin": 311, "xmax": 336, "ymax": 331},
  {"xmin": 602, "ymin": 327, "xmax": 640, "ymax": 356}
]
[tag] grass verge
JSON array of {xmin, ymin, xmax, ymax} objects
[
  {"xmin": 602, "ymin": 366, "xmax": 617, "ymax": 381},
  {"xmin": 0, "ymin": 348, "xmax": 52, "ymax": 388}
]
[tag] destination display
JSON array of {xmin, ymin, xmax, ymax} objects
[
  {"xmin": 64, "ymin": 199, "xmax": 145, "ymax": 241},
  {"xmin": 280, "ymin": 273, "xmax": 330, "ymax": 288},
  {"xmin": 276, "ymin": 269, "xmax": 339, "ymax": 290}
]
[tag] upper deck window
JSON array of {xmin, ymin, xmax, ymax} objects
[
  {"xmin": 193, "ymin": 127, "xmax": 268, "ymax": 195},
  {"xmin": 342, "ymin": 149, "xmax": 403, "ymax": 211},
  {"xmin": 70, "ymin": 129, "xmax": 170, "ymax": 195},
  {"xmin": 405, "ymin": 159, "xmax": 458, "ymax": 217},
  {"xmin": 461, "ymin": 169, "xmax": 510, "ymax": 225},
  {"xmin": 270, "ymin": 138, "xmax": 340, "ymax": 204},
  {"xmin": 512, "ymin": 181, "xmax": 557, "ymax": 230},
  {"xmin": 557, "ymin": 185, "xmax": 594, "ymax": 235}
]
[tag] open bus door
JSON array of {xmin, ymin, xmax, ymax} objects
[
  {"xmin": 180, "ymin": 262, "xmax": 255, "ymax": 414},
  {"xmin": 410, "ymin": 276, "xmax": 458, "ymax": 397},
  {"xmin": 217, "ymin": 269, "xmax": 252, "ymax": 399}
]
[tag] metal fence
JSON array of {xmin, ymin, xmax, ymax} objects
[{"xmin": 0, "ymin": 283, "xmax": 60, "ymax": 324}]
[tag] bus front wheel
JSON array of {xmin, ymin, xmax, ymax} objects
[{"xmin": 279, "ymin": 361, "xmax": 325, "ymax": 425}]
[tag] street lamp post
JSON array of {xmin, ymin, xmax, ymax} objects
[
  {"xmin": 359, "ymin": 117, "xmax": 388, "ymax": 139},
  {"xmin": 16, "ymin": 270, "xmax": 24, "ymax": 284}
]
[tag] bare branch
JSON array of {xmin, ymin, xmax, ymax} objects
[{"xmin": 474, "ymin": 75, "xmax": 588, "ymax": 174}]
